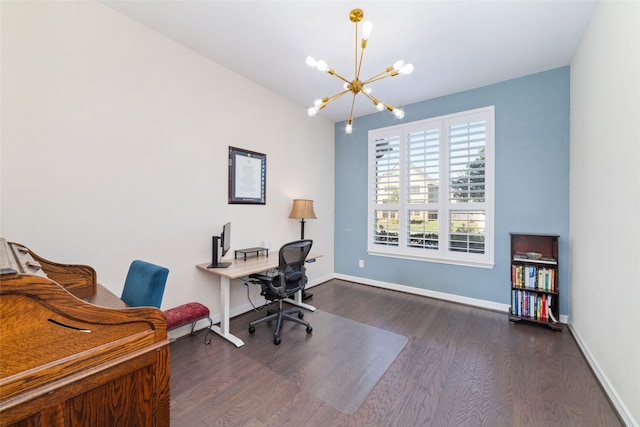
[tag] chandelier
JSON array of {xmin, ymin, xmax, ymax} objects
[{"xmin": 306, "ymin": 8, "xmax": 414, "ymax": 134}]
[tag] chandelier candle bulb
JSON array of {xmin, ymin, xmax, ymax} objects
[
  {"xmin": 316, "ymin": 60, "xmax": 328, "ymax": 72},
  {"xmin": 362, "ymin": 21, "xmax": 373, "ymax": 40},
  {"xmin": 306, "ymin": 8, "xmax": 415, "ymax": 133},
  {"xmin": 399, "ymin": 64, "xmax": 414, "ymax": 75}
]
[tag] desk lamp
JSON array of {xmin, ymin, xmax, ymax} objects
[{"xmin": 289, "ymin": 199, "xmax": 317, "ymax": 239}]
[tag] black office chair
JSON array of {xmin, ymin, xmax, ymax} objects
[{"xmin": 248, "ymin": 239, "xmax": 313, "ymax": 345}]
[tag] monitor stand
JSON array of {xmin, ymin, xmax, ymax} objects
[{"xmin": 207, "ymin": 236, "xmax": 231, "ymax": 268}]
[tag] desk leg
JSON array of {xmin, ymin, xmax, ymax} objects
[
  {"xmin": 208, "ymin": 276, "xmax": 245, "ymax": 347},
  {"xmin": 286, "ymin": 290, "xmax": 316, "ymax": 312}
]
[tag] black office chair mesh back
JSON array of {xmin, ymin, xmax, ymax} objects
[
  {"xmin": 248, "ymin": 239, "xmax": 313, "ymax": 345},
  {"xmin": 273, "ymin": 239, "xmax": 312, "ymax": 297}
]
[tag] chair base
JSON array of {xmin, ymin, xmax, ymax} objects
[{"xmin": 249, "ymin": 300, "xmax": 312, "ymax": 345}]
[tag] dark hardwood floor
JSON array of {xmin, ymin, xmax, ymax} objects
[{"xmin": 170, "ymin": 279, "xmax": 622, "ymax": 426}]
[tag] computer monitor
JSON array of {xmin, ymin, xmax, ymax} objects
[
  {"xmin": 221, "ymin": 221, "xmax": 231, "ymax": 257},
  {"xmin": 207, "ymin": 222, "xmax": 231, "ymax": 268}
]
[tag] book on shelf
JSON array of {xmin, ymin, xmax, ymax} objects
[
  {"xmin": 511, "ymin": 264, "xmax": 556, "ymax": 292},
  {"xmin": 547, "ymin": 295, "xmax": 557, "ymax": 323},
  {"xmin": 511, "ymin": 289, "xmax": 555, "ymax": 322}
]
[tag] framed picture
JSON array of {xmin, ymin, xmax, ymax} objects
[{"xmin": 228, "ymin": 146, "xmax": 266, "ymax": 204}]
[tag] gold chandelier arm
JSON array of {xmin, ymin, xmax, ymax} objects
[
  {"xmin": 347, "ymin": 92, "xmax": 357, "ymax": 122},
  {"xmin": 362, "ymin": 90, "xmax": 384, "ymax": 107},
  {"xmin": 362, "ymin": 90, "xmax": 397, "ymax": 113},
  {"xmin": 356, "ymin": 43, "xmax": 367, "ymax": 81},
  {"xmin": 324, "ymin": 88, "xmax": 351, "ymax": 105},
  {"xmin": 328, "ymin": 69, "xmax": 353, "ymax": 85},
  {"xmin": 354, "ymin": 20, "xmax": 359, "ymax": 79},
  {"xmin": 362, "ymin": 70, "xmax": 397, "ymax": 86}
]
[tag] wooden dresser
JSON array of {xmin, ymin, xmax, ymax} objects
[{"xmin": 0, "ymin": 239, "xmax": 170, "ymax": 426}]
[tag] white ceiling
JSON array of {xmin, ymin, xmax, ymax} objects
[{"xmin": 101, "ymin": 0, "xmax": 597, "ymax": 123}]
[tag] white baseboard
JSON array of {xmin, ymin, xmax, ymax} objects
[
  {"xmin": 334, "ymin": 273, "xmax": 511, "ymax": 313},
  {"xmin": 568, "ymin": 323, "xmax": 638, "ymax": 427},
  {"xmin": 305, "ymin": 273, "xmax": 335, "ymax": 290}
]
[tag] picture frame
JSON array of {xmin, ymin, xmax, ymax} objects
[{"xmin": 228, "ymin": 146, "xmax": 266, "ymax": 204}]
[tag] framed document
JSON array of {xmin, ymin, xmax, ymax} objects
[{"xmin": 228, "ymin": 146, "xmax": 266, "ymax": 204}]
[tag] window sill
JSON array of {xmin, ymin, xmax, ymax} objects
[{"xmin": 367, "ymin": 249, "xmax": 495, "ymax": 269}]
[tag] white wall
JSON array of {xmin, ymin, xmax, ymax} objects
[
  {"xmin": 0, "ymin": 1, "xmax": 335, "ymax": 330},
  {"xmin": 570, "ymin": 1, "xmax": 640, "ymax": 425}
]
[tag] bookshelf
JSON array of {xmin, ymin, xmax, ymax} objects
[{"xmin": 508, "ymin": 233, "xmax": 562, "ymax": 331}]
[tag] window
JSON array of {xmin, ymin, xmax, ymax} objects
[{"xmin": 368, "ymin": 106, "xmax": 494, "ymax": 267}]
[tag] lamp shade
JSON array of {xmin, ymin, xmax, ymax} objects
[{"xmin": 289, "ymin": 199, "xmax": 317, "ymax": 219}]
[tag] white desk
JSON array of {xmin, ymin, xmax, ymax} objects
[{"xmin": 196, "ymin": 253, "xmax": 320, "ymax": 347}]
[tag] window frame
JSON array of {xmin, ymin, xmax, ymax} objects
[{"xmin": 367, "ymin": 106, "xmax": 495, "ymax": 268}]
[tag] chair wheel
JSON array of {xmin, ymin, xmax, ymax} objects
[
  {"xmin": 306, "ymin": 325, "xmax": 313, "ymax": 334},
  {"xmin": 298, "ymin": 312, "xmax": 304, "ymax": 319},
  {"xmin": 249, "ymin": 325, "xmax": 255, "ymax": 333},
  {"xmin": 274, "ymin": 336, "xmax": 281, "ymax": 345}
]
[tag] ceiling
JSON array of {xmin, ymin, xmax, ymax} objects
[{"xmin": 101, "ymin": 1, "xmax": 597, "ymax": 123}]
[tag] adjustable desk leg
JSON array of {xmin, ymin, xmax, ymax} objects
[
  {"xmin": 286, "ymin": 289, "xmax": 316, "ymax": 312},
  {"xmin": 208, "ymin": 276, "xmax": 244, "ymax": 347}
]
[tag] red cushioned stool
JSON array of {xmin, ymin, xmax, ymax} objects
[{"xmin": 164, "ymin": 302, "xmax": 213, "ymax": 345}]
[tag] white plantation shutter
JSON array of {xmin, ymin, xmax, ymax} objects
[
  {"xmin": 368, "ymin": 107, "xmax": 494, "ymax": 267},
  {"xmin": 448, "ymin": 121, "xmax": 486, "ymax": 204},
  {"xmin": 448, "ymin": 210, "xmax": 486, "ymax": 254},
  {"xmin": 406, "ymin": 127, "xmax": 440, "ymax": 250},
  {"xmin": 446, "ymin": 115, "xmax": 488, "ymax": 256},
  {"xmin": 408, "ymin": 128, "xmax": 440, "ymax": 205},
  {"xmin": 372, "ymin": 135, "xmax": 400, "ymax": 246}
]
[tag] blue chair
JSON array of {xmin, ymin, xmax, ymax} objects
[{"xmin": 120, "ymin": 260, "xmax": 169, "ymax": 308}]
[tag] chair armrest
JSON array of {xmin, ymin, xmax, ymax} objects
[
  {"xmin": 249, "ymin": 273, "xmax": 275, "ymax": 282},
  {"xmin": 252, "ymin": 268, "xmax": 307, "ymax": 299}
]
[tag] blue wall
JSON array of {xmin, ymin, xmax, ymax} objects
[{"xmin": 334, "ymin": 67, "xmax": 570, "ymax": 315}]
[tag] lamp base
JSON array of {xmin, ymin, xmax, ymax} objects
[{"xmin": 299, "ymin": 219, "xmax": 306, "ymax": 240}]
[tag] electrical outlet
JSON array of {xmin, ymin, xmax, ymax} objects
[{"xmin": 358, "ymin": 259, "xmax": 364, "ymax": 268}]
